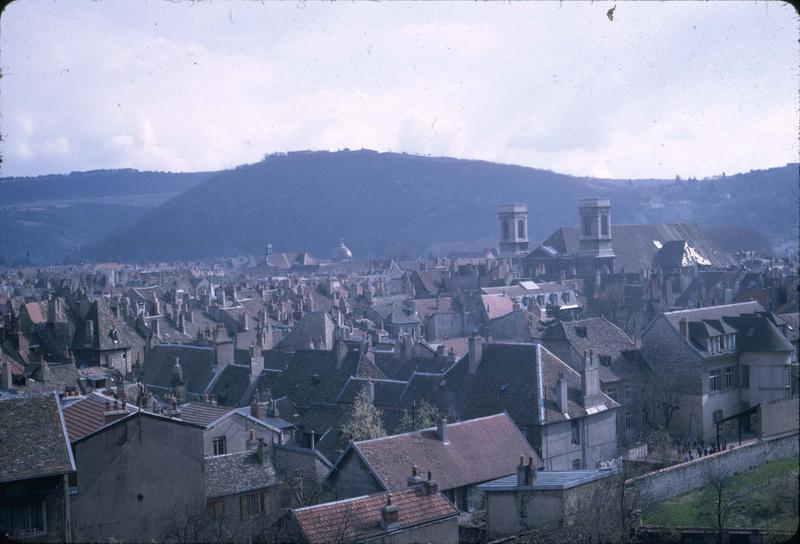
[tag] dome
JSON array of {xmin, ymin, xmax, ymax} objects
[{"xmin": 333, "ymin": 240, "xmax": 353, "ymax": 262}]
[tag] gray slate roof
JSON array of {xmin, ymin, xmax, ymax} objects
[
  {"xmin": 0, "ymin": 393, "xmax": 75, "ymax": 483},
  {"xmin": 204, "ymin": 449, "xmax": 278, "ymax": 498}
]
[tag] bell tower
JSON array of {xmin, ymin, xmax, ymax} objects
[
  {"xmin": 578, "ymin": 199, "xmax": 614, "ymax": 258},
  {"xmin": 498, "ymin": 204, "xmax": 529, "ymax": 257}
]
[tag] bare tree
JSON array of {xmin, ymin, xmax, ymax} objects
[
  {"xmin": 635, "ymin": 363, "xmax": 696, "ymax": 434},
  {"xmin": 702, "ymin": 465, "xmax": 738, "ymax": 544},
  {"xmin": 159, "ymin": 498, "xmax": 234, "ymax": 544},
  {"xmin": 595, "ymin": 282, "xmax": 628, "ymax": 328}
]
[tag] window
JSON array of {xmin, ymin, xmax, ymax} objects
[
  {"xmin": 570, "ymin": 419, "xmax": 580, "ymax": 445},
  {"xmin": 549, "ymin": 293, "xmax": 558, "ymax": 306},
  {"xmin": 740, "ymin": 365, "xmax": 750, "ymax": 388},
  {"xmin": 624, "ymin": 384, "xmax": 631, "ymax": 401},
  {"xmin": 536, "ymin": 295, "xmax": 545, "ymax": 307},
  {"xmin": 213, "ymin": 436, "xmax": 227, "ymax": 456},
  {"xmin": 502, "ymin": 221, "xmax": 510, "ymax": 241},
  {"xmin": 208, "ymin": 500, "xmax": 224, "ymax": 520},
  {"xmin": 713, "ymin": 410, "xmax": 723, "ymax": 423},
  {"xmin": 709, "ymin": 336, "xmax": 722, "ymax": 354},
  {"xmin": 606, "ymin": 387, "xmax": 617, "ymax": 402},
  {"xmin": 709, "ymin": 370, "xmax": 721, "ymax": 392},
  {"xmin": 517, "ymin": 219, "xmax": 525, "ymax": 239},
  {"xmin": 726, "ymin": 333, "xmax": 736, "ymax": 351},
  {"xmin": 724, "ymin": 367, "xmax": 735, "ymax": 388},
  {"xmin": 572, "ymin": 459, "xmax": 582, "ymax": 470},
  {"xmin": 240, "ymin": 492, "xmax": 267, "ymax": 520},
  {"xmin": 582, "ymin": 215, "xmax": 591, "ymax": 237},
  {"xmin": 562, "ymin": 291, "xmax": 571, "ymax": 304},
  {"xmin": 625, "ymin": 413, "xmax": 635, "ymax": 431},
  {"xmin": 601, "ymin": 215, "xmax": 609, "ymax": 236},
  {"xmin": 0, "ymin": 501, "xmax": 46, "ymax": 537}
]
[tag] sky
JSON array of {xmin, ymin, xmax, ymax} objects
[{"xmin": 0, "ymin": 0, "xmax": 797, "ymax": 180}]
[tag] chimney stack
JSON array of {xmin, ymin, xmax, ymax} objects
[
  {"xmin": 251, "ymin": 392, "xmax": 266, "ymax": 419},
  {"xmin": 335, "ymin": 339, "xmax": 348, "ymax": 370},
  {"xmin": 365, "ymin": 378, "xmax": 375, "ymax": 405},
  {"xmin": 581, "ymin": 350, "xmax": 601, "ymax": 407},
  {"xmin": 557, "ymin": 372, "xmax": 569, "ymax": 414},
  {"xmin": 678, "ymin": 317, "xmax": 688, "ymax": 338},
  {"xmin": 437, "ymin": 415, "xmax": 448, "ymax": 443},
  {"xmin": 380, "ymin": 495, "xmax": 400, "ymax": 529},
  {"xmin": 256, "ymin": 438, "xmax": 268, "ymax": 464},
  {"xmin": 422, "ymin": 471, "xmax": 439, "ymax": 495},
  {"xmin": 468, "ymin": 334, "xmax": 483, "ymax": 375},
  {"xmin": 516, "ymin": 455, "xmax": 527, "ymax": 486},
  {"xmin": 407, "ymin": 464, "xmax": 425, "ymax": 487},
  {"xmin": 1, "ymin": 362, "xmax": 14, "ymax": 390}
]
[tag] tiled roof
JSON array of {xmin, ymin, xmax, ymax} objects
[
  {"xmin": 179, "ymin": 401, "xmax": 233, "ymax": 427},
  {"xmin": 62, "ymin": 392, "xmax": 137, "ymax": 441},
  {"xmin": 480, "ymin": 295, "xmax": 515, "ymax": 320},
  {"xmin": 351, "ymin": 413, "xmax": 540, "ymax": 492},
  {"xmin": 270, "ymin": 349, "xmax": 361, "ymax": 408},
  {"xmin": 204, "ymin": 448, "xmax": 278, "ymax": 498},
  {"xmin": 23, "ymin": 302, "xmax": 45, "ymax": 324},
  {"xmin": 291, "ymin": 486, "xmax": 457, "ymax": 544},
  {"xmin": 0, "ymin": 393, "xmax": 75, "ymax": 483},
  {"xmin": 279, "ymin": 311, "xmax": 335, "ymax": 350},
  {"xmin": 71, "ymin": 299, "xmax": 131, "ymax": 352},
  {"xmin": 209, "ymin": 364, "xmax": 251, "ymax": 407},
  {"xmin": 140, "ymin": 344, "xmax": 216, "ymax": 397},
  {"xmin": 478, "ymin": 468, "xmax": 616, "ymax": 492},
  {"xmin": 335, "ymin": 377, "xmax": 406, "ymax": 407},
  {"xmin": 541, "ymin": 223, "xmax": 734, "ymax": 272}
]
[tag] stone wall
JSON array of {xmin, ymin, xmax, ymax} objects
[{"xmin": 626, "ymin": 432, "xmax": 799, "ymax": 508}]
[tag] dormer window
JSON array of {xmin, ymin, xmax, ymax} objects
[
  {"xmin": 709, "ymin": 336, "xmax": 722, "ymax": 354},
  {"xmin": 725, "ymin": 333, "xmax": 736, "ymax": 351}
]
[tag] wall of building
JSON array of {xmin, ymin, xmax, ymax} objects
[
  {"xmin": 758, "ymin": 398, "xmax": 799, "ymax": 438},
  {"xmin": 626, "ymin": 432, "xmax": 799, "ymax": 507},
  {"xmin": 202, "ymin": 413, "xmax": 282, "ymax": 456},
  {"xmin": 330, "ymin": 449, "xmax": 384, "ymax": 500},
  {"xmin": 370, "ymin": 516, "xmax": 459, "ymax": 544},
  {"xmin": 742, "ymin": 351, "xmax": 791, "ymax": 406},
  {"xmin": 540, "ymin": 409, "xmax": 618, "ymax": 471},
  {"xmin": 71, "ymin": 414, "xmax": 205, "ymax": 543},
  {"xmin": 484, "ymin": 490, "xmax": 563, "ymax": 540},
  {"xmin": 0, "ymin": 475, "xmax": 70, "ymax": 543},
  {"xmin": 208, "ymin": 486, "xmax": 281, "ymax": 542}
]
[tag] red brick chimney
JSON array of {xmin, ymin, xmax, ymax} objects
[
  {"xmin": 380, "ymin": 494, "xmax": 400, "ymax": 529},
  {"xmin": 422, "ymin": 471, "xmax": 439, "ymax": 495}
]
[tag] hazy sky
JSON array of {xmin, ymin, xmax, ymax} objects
[{"xmin": 1, "ymin": 1, "xmax": 797, "ymax": 179}]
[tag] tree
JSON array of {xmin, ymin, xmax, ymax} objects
[
  {"xmin": 703, "ymin": 465, "xmax": 739, "ymax": 544},
  {"xmin": 341, "ymin": 388, "xmax": 386, "ymax": 441},
  {"xmin": 396, "ymin": 400, "xmax": 441, "ymax": 433},
  {"xmin": 538, "ymin": 302, "xmax": 563, "ymax": 335},
  {"xmin": 595, "ymin": 282, "xmax": 628, "ymax": 328},
  {"xmin": 159, "ymin": 498, "xmax": 233, "ymax": 544},
  {"xmin": 634, "ymin": 363, "xmax": 696, "ymax": 433}
]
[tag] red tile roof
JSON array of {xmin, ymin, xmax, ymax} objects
[
  {"xmin": 352, "ymin": 413, "xmax": 539, "ymax": 492},
  {"xmin": 291, "ymin": 486, "xmax": 457, "ymax": 544},
  {"xmin": 62, "ymin": 393, "xmax": 136, "ymax": 441}
]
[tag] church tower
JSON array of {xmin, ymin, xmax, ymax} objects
[
  {"xmin": 578, "ymin": 199, "xmax": 614, "ymax": 258},
  {"xmin": 498, "ymin": 204, "xmax": 529, "ymax": 257}
]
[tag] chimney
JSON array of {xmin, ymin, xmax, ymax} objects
[
  {"xmin": 380, "ymin": 495, "xmax": 400, "ymax": 529},
  {"xmin": 1, "ymin": 362, "xmax": 14, "ymax": 390},
  {"xmin": 402, "ymin": 334, "xmax": 414, "ymax": 360},
  {"xmin": 103, "ymin": 403, "xmax": 128, "ymax": 425},
  {"xmin": 407, "ymin": 465, "xmax": 425, "ymax": 487},
  {"xmin": 516, "ymin": 455, "xmax": 527, "ymax": 486},
  {"xmin": 678, "ymin": 317, "xmax": 688, "ymax": 338},
  {"xmin": 256, "ymin": 438, "xmax": 268, "ymax": 464},
  {"xmin": 365, "ymin": 378, "xmax": 375, "ymax": 405},
  {"xmin": 251, "ymin": 392, "xmax": 265, "ymax": 419},
  {"xmin": 468, "ymin": 334, "xmax": 483, "ymax": 374},
  {"xmin": 241, "ymin": 312, "xmax": 250, "ymax": 332},
  {"xmin": 246, "ymin": 429, "xmax": 258, "ymax": 450},
  {"xmin": 151, "ymin": 318, "xmax": 160, "ymax": 337},
  {"xmin": 335, "ymin": 339, "xmax": 348, "ymax": 370},
  {"xmin": 309, "ymin": 430, "xmax": 316, "ymax": 450},
  {"xmin": 39, "ymin": 361, "xmax": 53, "ymax": 383},
  {"xmin": 436, "ymin": 415, "xmax": 448, "ymax": 443},
  {"xmin": 528, "ymin": 456, "xmax": 537, "ymax": 485},
  {"xmin": 85, "ymin": 320, "xmax": 95, "ymax": 345},
  {"xmin": 177, "ymin": 312, "xmax": 186, "ymax": 334},
  {"xmin": 268, "ymin": 398, "xmax": 280, "ymax": 419},
  {"xmin": 422, "ymin": 471, "xmax": 439, "ymax": 495},
  {"xmin": 250, "ymin": 343, "xmax": 264, "ymax": 382},
  {"xmin": 581, "ymin": 350, "xmax": 601, "ymax": 407},
  {"xmin": 557, "ymin": 373, "xmax": 569, "ymax": 413}
]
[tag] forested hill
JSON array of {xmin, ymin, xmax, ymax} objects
[
  {"xmin": 0, "ymin": 169, "xmax": 216, "ymax": 265},
  {"xmin": 72, "ymin": 150, "xmax": 798, "ymax": 263}
]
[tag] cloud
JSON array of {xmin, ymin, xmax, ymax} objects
[{"xmin": 0, "ymin": 1, "xmax": 796, "ymax": 179}]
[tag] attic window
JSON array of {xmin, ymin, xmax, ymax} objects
[
  {"xmin": 500, "ymin": 384, "xmax": 508, "ymax": 394},
  {"xmin": 109, "ymin": 329, "xmax": 120, "ymax": 343},
  {"xmin": 599, "ymin": 355, "xmax": 611, "ymax": 366},
  {"xmin": 311, "ymin": 374, "xmax": 320, "ymax": 386},
  {"xmin": 575, "ymin": 326, "xmax": 588, "ymax": 338}
]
